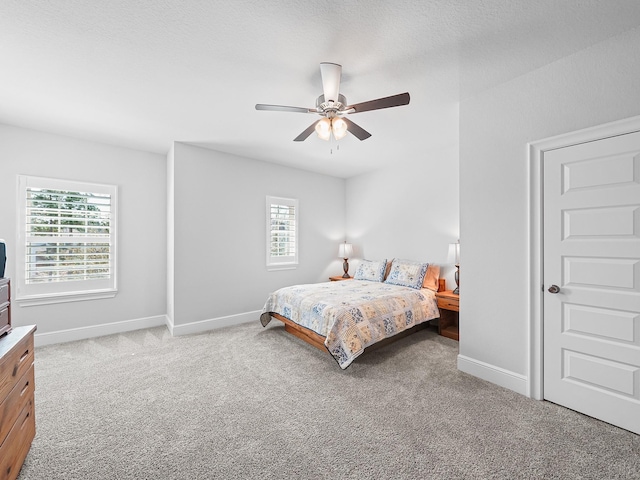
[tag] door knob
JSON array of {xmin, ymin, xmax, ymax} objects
[{"xmin": 548, "ymin": 285, "xmax": 560, "ymax": 294}]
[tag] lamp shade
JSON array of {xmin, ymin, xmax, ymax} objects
[
  {"xmin": 338, "ymin": 242, "xmax": 353, "ymax": 258},
  {"xmin": 332, "ymin": 117, "xmax": 348, "ymax": 140},
  {"xmin": 447, "ymin": 241, "xmax": 460, "ymax": 265},
  {"xmin": 315, "ymin": 118, "xmax": 331, "ymax": 141}
]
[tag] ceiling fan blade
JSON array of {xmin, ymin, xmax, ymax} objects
[
  {"xmin": 320, "ymin": 62, "xmax": 342, "ymax": 103},
  {"xmin": 255, "ymin": 104, "xmax": 315, "ymax": 114},
  {"xmin": 342, "ymin": 117, "xmax": 372, "ymax": 141},
  {"xmin": 293, "ymin": 120, "xmax": 321, "ymax": 142},
  {"xmin": 346, "ymin": 92, "xmax": 410, "ymax": 114}
]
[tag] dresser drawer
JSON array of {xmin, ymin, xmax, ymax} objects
[
  {"xmin": 0, "ymin": 283, "xmax": 8, "ymax": 305},
  {"xmin": 0, "ymin": 306, "xmax": 9, "ymax": 330},
  {"xmin": 437, "ymin": 296, "xmax": 459, "ymax": 311},
  {"xmin": 0, "ymin": 397, "xmax": 35, "ymax": 480},
  {"xmin": 0, "ymin": 365, "xmax": 35, "ymax": 446},
  {"xmin": 0, "ymin": 334, "xmax": 34, "ymax": 402}
]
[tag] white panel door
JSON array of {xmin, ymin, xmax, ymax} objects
[{"xmin": 543, "ymin": 131, "xmax": 640, "ymax": 434}]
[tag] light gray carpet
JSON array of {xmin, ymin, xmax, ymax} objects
[{"xmin": 18, "ymin": 322, "xmax": 640, "ymax": 479}]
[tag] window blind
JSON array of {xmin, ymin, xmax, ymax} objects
[
  {"xmin": 25, "ymin": 188, "xmax": 112, "ymax": 283},
  {"xmin": 266, "ymin": 196, "xmax": 298, "ymax": 268},
  {"xmin": 269, "ymin": 204, "xmax": 296, "ymax": 257}
]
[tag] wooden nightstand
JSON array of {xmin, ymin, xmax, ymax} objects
[
  {"xmin": 329, "ymin": 276, "xmax": 353, "ymax": 281},
  {"xmin": 435, "ymin": 290, "xmax": 459, "ymax": 341}
]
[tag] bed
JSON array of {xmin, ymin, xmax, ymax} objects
[{"xmin": 260, "ymin": 259, "xmax": 441, "ymax": 369}]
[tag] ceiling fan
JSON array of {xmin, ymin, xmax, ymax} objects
[{"xmin": 255, "ymin": 62, "xmax": 410, "ymax": 142}]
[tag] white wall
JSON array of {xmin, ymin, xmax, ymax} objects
[
  {"xmin": 0, "ymin": 123, "xmax": 167, "ymax": 344},
  {"xmin": 168, "ymin": 142, "xmax": 345, "ymax": 334},
  {"xmin": 458, "ymin": 26, "xmax": 640, "ymax": 393},
  {"xmin": 345, "ymin": 143, "xmax": 460, "ymax": 288}
]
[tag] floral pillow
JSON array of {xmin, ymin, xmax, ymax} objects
[
  {"xmin": 353, "ymin": 259, "xmax": 387, "ymax": 282},
  {"xmin": 384, "ymin": 259, "xmax": 429, "ymax": 289}
]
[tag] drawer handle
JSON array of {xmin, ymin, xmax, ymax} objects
[
  {"xmin": 21, "ymin": 380, "xmax": 30, "ymax": 396},
  {"xmin": 21, "ymin": 411, "xmax": 31, "ymax": 428},
  {"xmin": 12, "ymin": 349, "xmax": 30, "ymax": 376}
]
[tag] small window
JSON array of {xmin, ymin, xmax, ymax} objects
[
  {"xmin": 16, "ymin": 175, "xmax": 117, "ymax": 305},
  {"xmin": 266, "ymin": 196, "xmax": 298, "ymax": 269}
]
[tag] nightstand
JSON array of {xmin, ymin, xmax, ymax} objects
[
  {"xmin": 435, "ymin": 290, "xmax": 459, "ymax": 341},
  {"xmin": 329, "ymin": 276, "xmax": 353, "ymax": 281}
]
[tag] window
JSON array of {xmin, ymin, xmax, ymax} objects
[
  {"xmin": 266, "ymin": 196, "xmax": 298, "ymax": 269},
  {"xmin": 16, "ymin": 175, "xmax": 117, "ymax": 305}
]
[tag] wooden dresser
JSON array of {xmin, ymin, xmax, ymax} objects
[{"xmin": 0, "ymin": 325, "xmax": 37, "ymax": 480}]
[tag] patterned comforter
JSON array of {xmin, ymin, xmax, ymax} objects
[{"xmin": 260, "ymin": 280, "xmax": 440, "ymax": 369}]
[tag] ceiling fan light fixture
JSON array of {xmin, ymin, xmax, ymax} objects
[
  {"xmin": 256, "ymin": 62, "xmax": 410, "ymax": 143},
  {"xmin": 332, "ymin": 117, "xmax": 348, "ymax": 140},
  {"xmin": 315, "ymin": 117, "xmax": 332, "ymax": 141}
]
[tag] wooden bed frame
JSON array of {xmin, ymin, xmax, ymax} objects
[
  {"xmin": 271, "ymin": 313, "xmax": 327, "ymax": 351},
  {"xmin": 269, "ymin": 312, "xmax": 432, "ymax": 354}
]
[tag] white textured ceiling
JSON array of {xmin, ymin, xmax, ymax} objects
[{"xmin": 2, "ymin": 1, "xmax": 640, "ymax": 178}]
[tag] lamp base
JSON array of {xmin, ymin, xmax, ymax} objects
[
  {"xmin": 342, "ymin": 258, "xmax": 350, "ymax": 278},
  {"xmin": 453, "ymin": 264, "xmax": 459, "ymax": 295}
]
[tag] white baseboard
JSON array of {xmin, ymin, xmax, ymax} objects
[
  {"xmin": 34, "ymin": 314, "xmax": 168, "ymax": 347},
  {"xmin": 32, "ymin": 310, "xmax": 261, "ymax": 347},
  {"xmin": 167, "ymin": 310, "xmax": 260, "ymax": 337},
  {"xmin": 457, "ymin": 354, "xmax": 528, "ymax": 396}
]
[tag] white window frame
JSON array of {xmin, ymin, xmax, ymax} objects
[
  {"xmin": 16, "ymin": 175, "xmax": 118, "ymax": 306},
  {"xmin": 266, "ymin": 196, "xmax": 298, "ymax": 270}
]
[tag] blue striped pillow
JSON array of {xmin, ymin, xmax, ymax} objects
[{"xmin": 354, "ymin": 259, "xmax": 387, "ymax": 282}]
